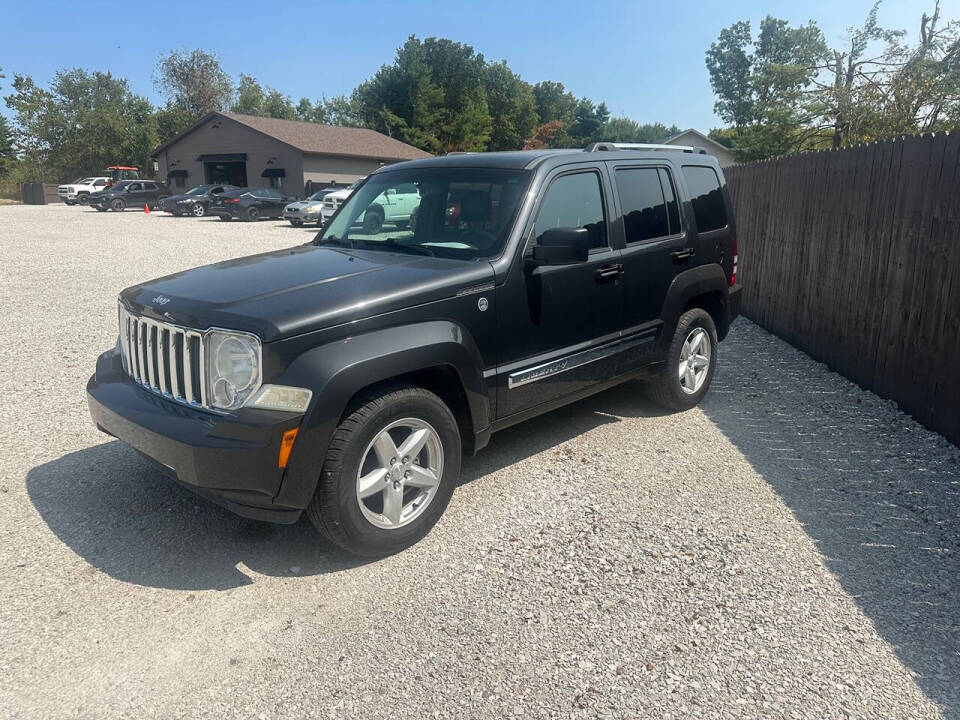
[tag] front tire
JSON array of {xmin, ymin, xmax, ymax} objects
[
  {"xmin": 307, "ymin": 385, "xmax": 461, "ymax": 557},
  {"xmin": 78, "ymin": 194, "xmax": 90, "ymax": 205},
  {"xmin": 645, "ymin": 308, "xmax": 718, "ymax": 411},
  {"xmin": 246, "ymin": 206, "xmax": 260, "ymax": 222},
  {"xmin": 192, "ymin": 203, "xmax": 206, "ymax": 217},
  {"xmin": 111, "ymin": 198, "xmax": 126, "ymax": 212}
]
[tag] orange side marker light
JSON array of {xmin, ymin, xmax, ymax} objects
[{"xmin": 278, "ymin": 428, "xmax": 299, "ymax": 468}]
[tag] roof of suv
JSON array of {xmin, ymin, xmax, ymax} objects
[{"xmin": 378, "ymin": 146, "xmax": 718, "ymax": 173}]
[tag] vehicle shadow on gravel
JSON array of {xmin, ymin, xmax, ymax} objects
[
  {"xmin": 701, "ymin": 322, "xmax": 960, "ymax": 718},
  {"xmin": 26, "ymin": 383, "xmax": 668, "ymax": 593},
  {"xmin": 25, "ymin": 441, "xmax": 369, "ymax": 592}
]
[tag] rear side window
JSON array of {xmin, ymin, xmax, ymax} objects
[
  {"xmin": 615, "ymin": 168, "xmax": 670, "ymax": 243},
  {"xmin": 682, "ymin": 165, "xmax": 727, "ymax": 232},
  {"xmin": 534, "ymin": 172, "xmax": 607, "ymax": 249}
]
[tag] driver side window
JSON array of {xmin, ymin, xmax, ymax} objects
[{"xmin": 534, "ymin": 172, "xmax": 607, "ymax": 249}]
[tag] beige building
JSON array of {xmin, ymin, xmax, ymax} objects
[
  {"xmin": 663, "ymin": 128, "xmax": 736, "ymax": 168},
  {"xmin": 151, "ymin": 111, "xmax": 431, "ymax": 197}
]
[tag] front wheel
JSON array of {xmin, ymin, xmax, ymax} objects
[
  {"xmin": 78, "ymin": 194, "xmax": 90, "ymax": 205},
  {"xmin": 111, "ymin": 198, "xmax": 126, "ymax": 212},
  {"xmin": 246, "ymin": 206, "xmax": 260, "ymax": 222},
  {"xmin": 307, "ymin": 385, "xmax": 461, "ymax": 557},
  {"xmin": 192, "ymin": 203, "xmax": 206, "ymax": 217},
  {"xmin": 644, "ymin": 308, "xmax": 718, "ymax": 411}
]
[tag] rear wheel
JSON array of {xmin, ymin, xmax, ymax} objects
[
  {"xmin": 246, "ymin": 206, "xmax": 260, "ymax": 222},
  {"xmin": 111, "ymin": 198, "xmax": 126, "ymax": 212},
  {"xmin": 307, "ymin": 385, "xmax": 461, "ymax": 557},
  {"xmin": 362, "ymin": 207, "xmax": 384, "ymax": 234},
  {"xmin": 644, "ymin": 308, "xmax": 718, "ymax": 411},
  {"xmin": 192, "ymin": 203, "xmax": 206, "ymax": 217}
]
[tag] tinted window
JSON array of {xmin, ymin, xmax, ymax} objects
[
  {"xmin": 534, "ymin": 172, "xmax": 607, "ymax": 249},
  {"xmin": 143, "ymin": 183, "xmax": 157, "ymax": 191},
  {"xmin": 127, "ymin": 183, "xmax": 141, "ymax": 192},
  {"xmin": 615, "ymin": 168, "xmax": 668, "ymax": 243},
  {"xmin": 682, "ymin": 165, "xmax": 727, "ymax": 232}
]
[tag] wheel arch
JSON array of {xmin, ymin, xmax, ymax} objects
[
  {"xmin": 272, "ymin": 320, "xmax": 490, "ymax": 509},
  {"xmin": 660, "ymin": 263, "xmax": 733, "ymax": 341}
]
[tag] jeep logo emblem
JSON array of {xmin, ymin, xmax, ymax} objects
[
  {"xmin": 477, "ymin": 297, "xmax": 489, "ymax": 312},
  {"xmin": 152, "ymin": 295, "xmax": 171, "ymax": 306}
]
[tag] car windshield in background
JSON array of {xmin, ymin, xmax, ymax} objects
[
  {"xmin": 308, "ymin": 191, "xmax": 328, "ymax": 201},
  {"xmin": 317, "ymin": 168, "xmax": 531, "ymax": 260},
  {"xmin": 185, "ymin": 185, "xmax": 213, "ymax": 196}
]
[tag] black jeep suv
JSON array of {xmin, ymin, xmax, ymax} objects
[
  {"xmin": 88, "ymin": 180, "xmax": 171, "ymax": 212},
  {"xmin": 87, "ymin": 144, "xmax": 741, "ymax": 556}
]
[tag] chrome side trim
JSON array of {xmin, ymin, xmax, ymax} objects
[
  {"xmin": 456, "ymin": 281, "xmax": 495, "ymax": 297},
  {"xmin": 507, "ymin": 334, "xmax": 654, "ymax": 389}
]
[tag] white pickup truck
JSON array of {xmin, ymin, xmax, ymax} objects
[
  {"xmin": 58, "ymin": 177, "xmax": 110, "ymax": 205},
  {"xmin": 320, "ymin": 179, "xmax": 420, "ymax": 232}
]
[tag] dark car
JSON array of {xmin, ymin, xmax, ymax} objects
[
  {"xmin": 87, "ymin": 143, "xmax": 742, "ymax": 557},
  {"xmin": 160, "ymin": 184, "xmax": 239, "ymax": 217},
  {"xmin": 88, "ymin": 180, "xmax": 171, "ymax": 212},
  {"xmin": 207, "ymin": 187, "xmax": 294, "ymax": 221}
]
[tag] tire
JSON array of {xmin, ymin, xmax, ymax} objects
[
  {"xmin": 78, "ymin": 194, "xmax": 90, "ymax": 205},
  {"xmin": 111, "ymin": 198, "xmax": 126, "ymax": 212},
  {"xmin": 290, "ymin": 220, "xmax": 302, "ymax": 227},
  {"xmin": 246, "ymin": 206, "xmax": 260, "ymax": 222},
  {"xmin": 64, "ymin": 200, "xmax": 76, "ymax": 206},
  {"xmin": 192, "ymin": 204, "xmax": 206, "ymax": 217},
  {"xmin": 307, "ymin": 385, "xmax": 461, "ymax": 557},
  {"xmin": 645, "ymin": 308, "xmax": 718, "ymax": 411},
  {"xmin": 362, "ymin": 207, "xmax": 384, "ymax": 234}
]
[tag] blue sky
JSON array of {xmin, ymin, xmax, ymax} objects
[{"xmin": 2, "ymin": 0, "xmax": 955, "ymax": 131}]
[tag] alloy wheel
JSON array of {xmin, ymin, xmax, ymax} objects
[
  {"xmin": 678, "ymin": 327, "xmax": 711, "ymax": 394},
  {"xmin": 356, "ymin": 418, "xmax": 443, "ymax": 530}
]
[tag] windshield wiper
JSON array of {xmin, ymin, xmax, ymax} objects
[
  {"xmin": 359, "ymin": 238, "xmax": 435, "ymax": 257},
  {"xmin": 317, "ymin": 235, "xmax": 354, "ymax": 249}
]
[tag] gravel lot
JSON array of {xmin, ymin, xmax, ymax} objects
[{"xmin": 1, "ymin": 203, "xmax": 957, "ymax": 719}]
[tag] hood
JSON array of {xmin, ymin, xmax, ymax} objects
[
  {"xmin": 285, "ymin": 200, "xmax": 322, "ymax": 210},
  {"xmin": 120, "ymin": 244, "xmax": 494, "ymax": 342}
]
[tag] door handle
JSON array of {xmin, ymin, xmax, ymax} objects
[
  {"xmin": 595, "ymin": 263, "xmax": 624, "ymax": 283},
  {"xmin": 671, "ymin": 248, "xmax": 696, "ymax": 263}
]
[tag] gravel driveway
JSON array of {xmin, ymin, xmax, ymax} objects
[{"xmin": 1, "ymin": 204, "xmax": 957, "ymax": 719}]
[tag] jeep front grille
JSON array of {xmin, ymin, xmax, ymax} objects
[{"xmin": 118, "ymin": 305, "xmax": 208, "ymax": 408}]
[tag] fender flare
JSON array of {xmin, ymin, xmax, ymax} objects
[
  {"xmin": 660, "ymin": 263, "xmax": 732, "ymax": 340},
  {"xmin": 273, "ymin": 320, "xmax": 489, "ymax": 509}
]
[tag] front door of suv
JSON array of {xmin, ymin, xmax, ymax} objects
[{"xmin": 495, "ymin": 165, "xmax": 624, "ymax": 418}]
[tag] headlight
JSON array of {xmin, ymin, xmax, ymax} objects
[
  {"xmin": 205, "ymin": 330, "xmax": 262, "ymax": 410},
  {"xmin": 303, "ymin": 205, "xmax": 318, "ymax": 213}
]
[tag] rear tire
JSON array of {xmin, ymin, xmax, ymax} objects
[
  {"xmin": 192, "ymin": 204, "xmax": 206, "ymax": 217},
  {"xmin": 307, "ymin": 385, "xmax": 461, "ymax": 557},
  {"xmin": 645, "ymin": 308, "xmax": 718, "ymax": 411},
  {"xmin": 246, "ymin": 206, "xmax": 260, "ymax": 222}
]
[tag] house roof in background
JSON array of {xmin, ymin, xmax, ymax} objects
[
  {"xmin": 151, "ymin": 111, "xmax": 433, "ymax": 162},
  {"xmin": 662, "ymin": 128, "xmax": 732, "ymax": 154}
]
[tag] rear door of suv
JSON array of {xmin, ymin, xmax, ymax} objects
[{"xmin": 606, "ymin": 160, "xmax": 690, "ymax": 360}]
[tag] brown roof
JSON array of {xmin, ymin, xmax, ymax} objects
[{"xmin": 153, "ymin": 111, "xmax": 433, "ymax": 162}]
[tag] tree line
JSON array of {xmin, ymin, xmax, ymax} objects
[
  {"xmin": 0, "ymin": 38, "xmax": 678, "ymax": 193},
  {"xmin": 707, "ymin": 1, "xmax": 960, "ymax": 161}
]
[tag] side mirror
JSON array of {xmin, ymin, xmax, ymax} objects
[{"xmin": 529, "ymin": 227, "xmax": 590, "ymax": 266}]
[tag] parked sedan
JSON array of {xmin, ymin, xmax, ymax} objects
[
  {"xmin": 282, "ymin": 190, "xmax": 332, "ymax": 227},
  {"xmin": 160, "ymin": 184, "xmax": 239, "ymax": 217},
  {"xmin": 207, "ymin": 188, "xmax": 295, "ymax": 221},
  {"xmin": 88, "ymin": 180, "xmax": 171, "ymax": 212}
]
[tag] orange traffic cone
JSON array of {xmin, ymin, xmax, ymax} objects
[{"xmin": 144, "ymin": 204, "xmax": 150, "ymax": 214}]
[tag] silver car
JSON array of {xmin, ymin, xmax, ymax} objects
[{"xmin": 283, "ymin": 190, "xmax": 330, "ymax": 226}]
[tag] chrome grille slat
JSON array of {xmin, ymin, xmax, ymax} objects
[{"xmin": 118, "ymin": 303, "xmax": 208, "ymax": 410}]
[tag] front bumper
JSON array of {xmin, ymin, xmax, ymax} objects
[
  {"xmin": 283, "ymin": 210, "xmax": 320, "ymax": 222},
  {"xmin": 86, "ymin": 348, "xmax": 305, "ymax": 524}
]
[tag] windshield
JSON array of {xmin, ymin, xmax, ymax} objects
[
  {"xmin": 316, "ymin": 167, "xmax": 531, "ymax": 260},
  {"xmin": 186, "ymin": 185, "xmax": 213, "ymax": 196},
  {"xmin": 79, "ymin": 177, "xmax": 94, "ymax": 184},
  {"xmin": 308, "ymin": 191, "xmax": 327, "ymax": 201}
]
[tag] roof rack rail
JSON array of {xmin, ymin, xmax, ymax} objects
[{"xmin": 584, "ymin": 142, "xmax": 707, "ymax": 154}]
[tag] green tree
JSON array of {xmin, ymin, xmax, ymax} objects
[
  {"xmin": 353, "ymin": 36, "xmax": 492, "ymax": 152},
  {"xmin": 482, "ymin": 61, "xmax": 538, "ymax": 150},
  {"xmin": 0, "ymin": 114, "xmax": 14, "ymax": 177},
  {"xmin": 5, "ymin": 69, "xmax": 156, "ymax": 181},
  {"xmin": 599, "ymin": 118, "xmax": 682, "ymax": 143},
  {"xmin": 231, "ymin": 74, "xmax": 297, "ymax": 119},
  {"xmin": 154, "ymin": 49, "xmax": 232, "ymax": 132}
]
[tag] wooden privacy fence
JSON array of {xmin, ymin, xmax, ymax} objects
[{"xmin": 725, "ymin": 132, "xmax": 960, "ymax": 446}]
